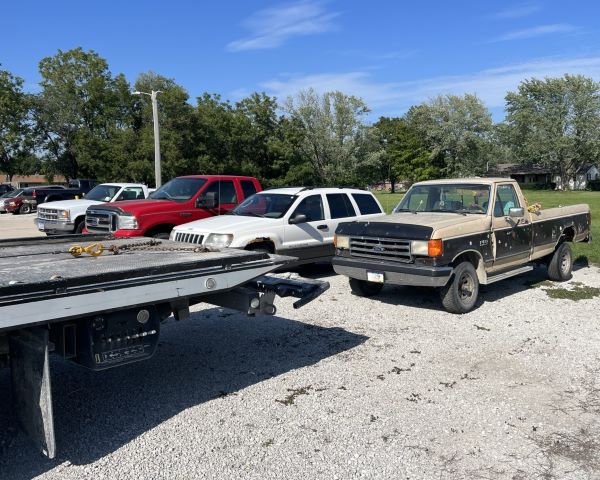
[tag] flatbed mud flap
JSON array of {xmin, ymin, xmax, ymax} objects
[
  {"xmin": 202, "ymin": 275, "xmax": 330, "ymax": 315},
  {"xmin": 9, "ymin": 327, "xmax": 56, "ymax": 458}
]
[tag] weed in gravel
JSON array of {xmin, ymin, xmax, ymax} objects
[
  {"xmin": 390, "ymin": 366, "xmax": 411, "ymax": 374},
  {"xmin": 544, "ymin": 285, "xmax": 600, "ymax": 301},
  {"xmin": 440, "ymin": 381, "xmax": 457, "ymax": 389},
  {"xmin": 275, "ymin": 386, "xmax": 312, "ymax": 406},
  {"xmin": 474, "ymin": 324, "xmax": 490, "ymax": 331},
  {"xmin": 370, "ymin": 414, "xmax": 378, "ymax": 423},
  {"xmin": 526, "ymin": 279, "xmax": 555, "ymax": 288},
  {"xmin": 262, "ymin": 439, "xmax": 274, "ymax": 448}
]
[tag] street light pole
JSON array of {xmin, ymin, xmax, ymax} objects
[{"xmin": 134, "ymin": 90, "xmax": 162, "ymax": 188}]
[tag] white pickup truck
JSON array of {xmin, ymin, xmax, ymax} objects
[
  {"xmin": 36, "ymin": 183, "xmax": 151, "ymax": 234},
  {"xmin": 170, "ymin": 187, "xmax": 384, "ymax": 265}
]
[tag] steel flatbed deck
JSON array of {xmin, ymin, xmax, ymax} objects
[{"xmin": 0, "ymin": 235, "xmax": 329, "ymax": 458}]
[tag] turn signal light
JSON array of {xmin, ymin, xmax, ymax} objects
[{"xmin": 428, "ymin": 239, "xmax": 443, "ymax": 257}]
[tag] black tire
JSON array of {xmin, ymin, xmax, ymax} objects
[
  {"xmin": 349, "ymin": 278, "xmax": 383, "ymax": 297},
  {"xmin": 19, "ymin": 203, "xmax": 31, "ymax": 214},
  {"xmin": 152, "ymin": 232, "xmax": 170, "ymax": 240},
  {"xmin": 245, "ymin": 242, "xmax": 274, "ymax": 254},
  {"xmin": 440, "ymin": 262, "xmax": 479, "ymax": 314},
  {"xmin": 547, "ymin": 242, "xmax": 573, "ymax": 281},
  {"xmin": 74, "ymin": 220, "xmax": 85, "ymax": 234}
]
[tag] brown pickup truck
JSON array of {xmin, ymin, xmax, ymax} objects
[{"xmin": 333, "ymin": 178, "xmax": 591, "ymax": 313}]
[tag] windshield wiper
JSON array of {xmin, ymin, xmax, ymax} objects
[
  {"xmin": 428, "ymin": 209, "xmax": 467, "ymax": 216},
  {"xmin": 239, "ymin": 212, "xmax": 265, "ymax": 218},
  {"xmin": 395, "ymin": 208, "xmax": 418, "ymax": 214}
]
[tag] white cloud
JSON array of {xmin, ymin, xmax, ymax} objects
[
  {"xmin": 492, "ymin": 23, "xmax": 580, "ymax": 42},
  {"xmin": 490, "ymin": 3, "xmax": 541, "ymax": 19},
  {"xmin": 227, "ymin": 1, "xmax": 339, "ymax": 52},
  {"xmin": 258, "ymin": 56, "xmax": 600, "ymax": 116}
]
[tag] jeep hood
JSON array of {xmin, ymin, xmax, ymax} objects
[{"xmin": 174, "ymin": 214, "xmax": 276, "ymax": 234}]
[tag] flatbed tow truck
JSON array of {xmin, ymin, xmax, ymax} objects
[{"xmin": 0, "ymin": 235, "xmax": 329, "ymax": 458}]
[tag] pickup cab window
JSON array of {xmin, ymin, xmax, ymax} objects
[
  {"xmin": 494, "ymin": 184, "xmax": 520, "ymax": 217},
  {"xmin": 202, "ymin": 180, "xmax": 238, "ymax": 204},
  {"xmin": 327, "ymin": 193, "xmax": 356, "ymax": 219},
  {"xmin": 395, "ymin": 184, "xmax": 491, "ymax": 214},
  {"xmin": 240, "ymin": 180, "xmax": 257, "ymax": 199},
  {"xmin": 292, "ymin": 195, "xmax": 324, "ymax": 222},
  {"xmin": 118, "ymin": 187, "xmax": 145, "ymax": 201},
  {"xmin": 86, "ymin": 184, "xmax": 122, "ymax": 202},
  {"xmin": 150, "ymin": 178, "xmax": 206, "ymax": 202},
  {"xmin": 352, "ymin": 193, "xmax": 382, "ymax": 215}
]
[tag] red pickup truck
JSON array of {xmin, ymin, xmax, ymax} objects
[{"xmin": 85, "ymin": 175, "xmax": 262, "ymax": 238}]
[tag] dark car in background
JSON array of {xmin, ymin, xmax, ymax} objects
[{"xmin": 34, "ymin": 179, "xmax": 98, "ymax": 204}]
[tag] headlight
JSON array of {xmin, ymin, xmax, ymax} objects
[
  {"xmin": 411, "ymin": 239, "xmax": 443, "ymax": 257},
  {"xmin": 9, "ymin": 201, "xmax": 16, "ymax": 206},
  {"xmin": 169, "ymin": 230, "xmax": 176, "ymax": 240},
  {"xmin": 58, "ymin": 210, "xmax": 70, "ymax": 220},
  {"xmin": 205, "ymin": 233, "xmax": 233, "ymax": 248},
  {"xmin": 118, "ymin": 214, "xmax": 139, "ymax": 230},
  {"xmin": 334, "ymin": 234, "xmax": 350, "ymax": 249}
]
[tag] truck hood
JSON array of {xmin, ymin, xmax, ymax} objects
[
  {"xmin": 38, "ymin": 199, "xmax": 102, "ymax": 211},
  {"xmin": 336, "ymin": 212, "xmax": 488, "ymax": 240},
  {"xmin": 174, "ymin": 214, "xmax": 277, "ymax": 234},
  {"xmin": 91, "ymin": 199, "xmax": 177, "ymax": 216}
]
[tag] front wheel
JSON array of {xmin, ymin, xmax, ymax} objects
[
  {"xmin": 547, "ymin": 242, "xmax": 572, "ymax": 281},
  {"xmin": 19, "ymin": 203, "xmax": 31, "ymax": 214},
  {"xmin": 152, "ymin": 232, "xmax": 170, "ymax": 240},
  {"xmin": 349, "ymin": 278, "xmax": 383, "ymax": 297},
  {"xmin": 440, "ymin": 262, "xmax": 479, "ymax": 314}
]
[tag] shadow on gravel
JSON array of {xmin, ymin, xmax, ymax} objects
[
  {"xmin": 0, "ymin": 308, "xmax": 367, "ymax": 479},
  {"xmin": 360, "ymin": 264, "xmax": 593, "ymax": 312}
]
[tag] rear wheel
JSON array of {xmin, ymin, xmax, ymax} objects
[
  {"xmin": 19, "ymin": 203, "xmax": 31, "ymax": 214},
  {"xmin": 547, "ymin": 242, "xmax": 572, "ymax": 281},
  {"xmin": 152, "ymin": 232, "xmax": 170, "ymax": 240},
  {"xmin": 440, "ymin": 262, "xmax": 479, "ymax": 314},
  {"xmin": 349, "ymin": 278, "xmax": 383, "ymax": 297}
]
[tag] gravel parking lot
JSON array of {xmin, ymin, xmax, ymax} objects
[{"xmin": 1, "ymin": 215, "xmax": 600, "ymax": 479}]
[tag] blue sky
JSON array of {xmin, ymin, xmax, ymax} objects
[{"xmin": 2, "ymin": 0, "xmax": 600, "ymax": 119}]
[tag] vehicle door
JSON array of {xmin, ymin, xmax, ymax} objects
[
  {"xmin": 324, "ymin": 193, "xmax": 359, "ymax": 243},
  {"xmin": 491, "ymin": 183, "xmax": 533, "ymax": 268},
  {"xmin": 283, "ymin": 194, "xmax": 327, "ymax": 260},
  {"xmin": 194, "ymin": 180, "xmax": 239, "ymax": 220}
]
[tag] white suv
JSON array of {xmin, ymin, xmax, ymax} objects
[{"xmin": 170, "ymin": 187, "xmax": 384, "ymax": 264}]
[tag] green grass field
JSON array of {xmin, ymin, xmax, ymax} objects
[{"xmin": 374, "ymin": 189, "xmax": 599, "ymax": 265}]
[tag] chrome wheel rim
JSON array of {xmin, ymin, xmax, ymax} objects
[
  {"xmin": 560, "ymin": 249, "xmax": 571, "ymax": 274},
  {"xmin": 458, "ymin": 272, "xmax": 475, "ymax": 300}
]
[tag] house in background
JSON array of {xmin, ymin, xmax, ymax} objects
[
  {"xmin": 1, "ymin": 173, "xmax": 66, "ymax": 188},
  {"xmin": 487, "ymin": 163, "xmax": 553, "ymax": 186},
  {"xmin": 555, "ymin": 163, "xmax": 600, "ymax": 190}
]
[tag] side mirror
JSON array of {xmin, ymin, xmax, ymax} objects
[
  {"xmin": 196, "ymin": 191, "xmax": 219, "ymax": 209},
  {"xmin": 289, "ymin": 213, "xmax": 308, "ymax": 225},
  {"xmin": 508, "ymin": 207, "xmax": 525, "ymax": 218}
]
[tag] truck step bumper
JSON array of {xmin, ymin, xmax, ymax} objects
[{"xmin": 332, "ymin": 256, "xmax": 452, "ymax": 288}]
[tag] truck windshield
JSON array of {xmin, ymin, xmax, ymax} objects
[
  {"xmin": 86, "ymin": 184, "xmax": 122, "ymax": 202},
  {"xmin": 149, "ymin": 178, "xmax": 207, "ymax": 202},
  {"xmin": 394, "ymin": 184, "xmax": 491, "ymax": 214},
  {"xmin": 232, "ymin": 193, "xmax": 297, "ymax": 218}
]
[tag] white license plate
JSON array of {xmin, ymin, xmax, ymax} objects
[
  {"xmin": 367, "ymin": 271, "xmax": 385, "ymax": 283},
  {"xmin": 37, "ymin": 221, "xmax": 44, "ymax": 230}
]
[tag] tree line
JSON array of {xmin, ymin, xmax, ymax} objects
[{"xmin": 2, "ymin": 47, "xmax": 600, "ymax": 189}]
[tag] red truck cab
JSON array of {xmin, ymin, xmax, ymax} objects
[{"xmin": 85, "ymin": 175, "xmax": 262, "ymax": 238}]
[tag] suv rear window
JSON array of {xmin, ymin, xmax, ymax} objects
[
  {"xmin": 326, "ymin": 193, "xmax": 356, "ymax": 219},
  {"xmin": 352, "ymin": 193, "xmax": 382, "ymax": 215}
]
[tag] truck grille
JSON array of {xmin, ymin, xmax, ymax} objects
[
  {"xmin": 37, "ymin": 208, "xmax": 59, "ymax": 221},
  {"xmin": 349, "ymin": 236, "xmax": 412, "ymax": 263},
  {"xmin": 173, "ymin": 232, "xmax": 204, "ymax": 245},
  {"xmin": 86, "ymin": 209, "xmax": 117, "ymax": 233}
]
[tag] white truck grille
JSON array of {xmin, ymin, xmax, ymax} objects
[
  {"xmin": 173, "ymin": 232, "xmax": 204, "ymax": 245},
  {"xmin": 37, "ymin": 208, "xmax": 59, "ymax": 221},
  {"xmin": 349, "ymin": 236, "xmax": 412, "ymax": 263}
]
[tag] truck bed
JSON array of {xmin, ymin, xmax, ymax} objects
[{"xmin": 0, "ymin": 235, "xmax": 291, "ymax": 331}]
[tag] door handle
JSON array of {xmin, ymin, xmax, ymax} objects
[
  {"xmin": 317, "ymin": 224, "xmax": 328, "ymax": 230},
  {"xmin": 180, "ymin": 212, "xmax": 192, "ymax": 217}
]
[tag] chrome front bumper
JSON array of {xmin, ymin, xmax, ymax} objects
[{"xmin": 35, "ymin": 218, "xmax": 75, "ymax": 233}]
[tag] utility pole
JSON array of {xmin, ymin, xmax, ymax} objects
[{"xmin": 134, "ymin": 90, "xmax": 162, "ymax": 188}]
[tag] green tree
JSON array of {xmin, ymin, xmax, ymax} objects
[
  {"xmin": 505, "ymin": 74, "xmax": 600, "ymax": 189},
  {"xmin": 373, "ymin": 117, "xmax": 435, "ymax": 191},
  {"xmin": 285, "ymin": 88, "xmax": 379, "ymax": 186},
  {"xmin": 33, "ymin": 47, "xmax": 134, "ymax": 180},
  {"xmin": 406, "ymin": 94, "xmax": 495, "ymax": 177},
  {"xmin": 0, "ymin": 66, "xmax": 35, "ymax": 180}
]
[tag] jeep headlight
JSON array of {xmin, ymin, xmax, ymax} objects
[
  {"xmin": 205, "ymin": 233, "xmax": 233, "ymax": 248},
  {"xmin": 334, "ymin": 234, "xmax": 350, "ymax": 249},
  {"xmin": 169, "ymin": 230, "xmax": 176, "ymax": 241},
  {"xmin": 118, "ymin": 214, "xmax": 139, "ymax": 230}
]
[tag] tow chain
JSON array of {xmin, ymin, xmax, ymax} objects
[{"xmin": 68, "ymin": 240, "xmax": 212, "ymax": 257}]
